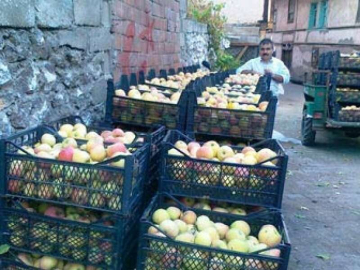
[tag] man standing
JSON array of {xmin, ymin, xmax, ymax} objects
[{"xmin": 236, "ymin": 39, "xmax": 290, "ymax": 96}]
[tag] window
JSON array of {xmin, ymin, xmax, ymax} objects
[
  {"xmin": 308, "ymin": 3, "xmax": 318, "ymax": 29},
  {"xmin": 308, "ymin": 1, "xmax": 328, "ymax": 29},
  {"xmin": 318, "ymin": 0, "xmax": 328, "ymax": 28},
  {"xmin": 288, "ymin": 0, "xmax": 296, "ymax": 23}
]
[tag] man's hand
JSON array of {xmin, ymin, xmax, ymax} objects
[{"xmin": 264, "ymin": 69, "xmax": 273, "ymax": 77}]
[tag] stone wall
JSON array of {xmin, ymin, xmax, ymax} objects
[
  {"xmin": 0, "ymin": 0, "xmax": 113, "ymax": 137},
  {"xmin": 0, "ymin": 0, "xmax": 209, "ymax": 136}
]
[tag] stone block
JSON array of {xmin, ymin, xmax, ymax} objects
[
  {"xmin": 35, "ymin": 0, "xmax": 73, "ymax": 28},
  {"xmin": 58, "ymin": 28, "xmax": 88, "ymax": 50},
  {"xmin": 89, "ymin": 28, "xmax": 112, "ymax": 52},
  {"xmin": 0, "ymin": 61, "xmax": 12, "ymax": 87},
  {"xmin": 0, "ymin": 0, "xmax": 35, "ymax": 28},
  {"xmin": 74, "ymin": 0, "xmax": 101, "ymax": 26},
  {"xmin": 91, "ymin": 78, "xmax": 107, "ymax": 104},
  {"xmin": 101, "ymin": 1, "xmax": 111, "ymax": 27}
]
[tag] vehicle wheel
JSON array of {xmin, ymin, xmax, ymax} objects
[
  {"xmin": 345, "ymin": 132, "xmax": 360, "ymax": 138},
  {"xmin": 301, "ymin": 109, "xmax": 316, "ymax": 146}
]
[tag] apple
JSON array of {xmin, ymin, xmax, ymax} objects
[
  {"xmin": 174, "ymin": 140, "xmax": 188, "ymax": 151},
  {"xmin": 159, "ymin": 219, "xmax": 179, "ymax": 238},
  {"xmin": 231, "ymin": 220, "xmax": 251, "ymax": 236},
  {"xmin": 152, "ymin": 209, "xmax": 170, "ymax": 224},
  {"xmin": 214, "ymin": 223, "xmax": 229, "ymax": 239},
  {"xmin": 72, "ymin": 149, "xmax": 90, "ymax": 163},
  {"xmin": 90, "ymin": 145, "xmax": 106, "ymax": 162},
  {"xmin": 64, "ymin": 263, "xmax": 86, "ymax": 270},
  {"xmin": 115, "ymin": 89, "xmax": 126, "ymax": 96},
  {"xmin": 174, "ymin": 219, "xmax": 187, "ymax": 233},
  {"xmin": 228, "ymin": 239, "xmax": 249, "ymax": 253},
  {"xmin": 204, "ymin": 227, "xmax": 220, "ymax": 243},
  {"xmin": 123, "ymin": 131, "xmax": 136, "ymax": 144},
  {"xmin": 60, "ymin": 124, "xmax": 74, "ymax": 135},
  {"xmin": 8, "ymin": 179, "xmax": 22, "ymax": 193},
  {"xmin": 242, "ymin": 146, "xmax": 256, "ymax": 155},
  {"xmin": 107, "ymin": 142, "xmax": 127, "ymax": 157},
  {"xmin": 71, "ymin": 189, "xmax": 89, "ymax": 205},
  {"xmin": 167, "ymin": 206, "xmax": 181, "ymax": 220},
  {"xmin": 212, "ymin": 239, "xmax": 228, "ymax": 249},
  {"xmin": 233, "ymin": 153, "xmax": 245, "ymax": 163},
  {"xmin": 204, "ymin": 141, "xmax": 220, "ymax": 156},
  {"xmin": 194, "ymin": 231, "xmax": 212, "ymax": 246},
  {"xmin": 257, "ymin": 148, "xmax": 278, "ymax": 164},
  {"xmin": 231, "ymin": 208, "xmax": 247, "ymax": 215},
  {"xmin": 242, "ymin": 155, "xmax": 258, "ymax": 165},
  {"xmin": 168, "ymin": 148, "xmax": 184, "ymax": 156},
  {"xmin": 71, "ymin": 128, "xmax": 86, "ymax": 139},
  {"xmin": 249, "ymin": 243, "xmax": 268, "ymax": 253},
  {"xmin": 213, "ymin": 207, "xmax": 228, "ymax": 213},
  {"xmin": 187, "ymin": 142, "xmax": 201, "ymax": 152},
  {"xmin": 226, "ymin": 228, "xmax": 246, "ymax": 242},
  {"xmin": 85, "ymin": 131, "xmax": 101, "ymax": 140},
  {"xmin": 41, "ymin": 134, "xmax": 56, "ymax": 146},
  {"xmin": 58, "ymin": 147, "xmax": 74, "ymax": 162},
  {"xmin": 181, "ymin": 210, "xmax": 197, "ymax": 224},
  {"xmin": 196, "ymin": 145, "xmax": 214, "ymax": 159},
  {"xmin": 193, "ymin": 203, "xmax": 211, "ymax": 210},
  {"xmin": 62, "ymin": 138, "xmax": 78, "ymax": 148},
  {"xmin": 112, "ymin": 128, "xmax": 125, "ymax": 137},
  {"xmin": 101, "ymin": 130, "xmax": 113, "ymax": 139},
  {"xmin": 216, "ymin": 146, "xmax": 235, "ymax": 161},
  {"xmin": 17, "ymin": 253, "xmax": 33, "ymax": 266},
  {"xmin": 196, "ymin": 215, "xmax": 212, "ymax": 231},
  {"xmin": 175, "ymin": 232, "xmax": 195, "ymax": 243},
  {"xmin": 37, "ymin": 184, "xmax": 54, "ymax": 199},
  {"xmin": 44, "ymin": 206, "xmax": 65, "ymax": 218},
  {"xmin": 258, "ymin": 225, "xmax": 282, "ymax": 247},
  {"xmin": 34, "ymin": 144, "xmax": 52, "ymax": 154}
]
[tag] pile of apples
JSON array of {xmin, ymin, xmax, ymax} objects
[
  {"xmin": 336, "ymin": 87, "xmax": 359, "ymax": 92},
  {"xmin": 56, "ymin": 122, "xmax": 138, "ymax": 145},
  {"xmin": 341, "ymin": 105, "xmax": 360, "ymax": 111},
  {"xmin": 225, "ymin": 74, "xmax": 260, "ymax": 86},
  {"xmin": 15, "ymin": 253, "xmax": 97, "ymax": 270},
  {"xmin": 198, "ymin": 92, "xmax": 268, "ymax": 112},
  {"xmin": 171, "ymin": 197, "xmax": 265, "ymax": 216},
  {"xmin": 17, "ymin": 124, "xmax": 133, "ymax": 166},
  {"xmin": 168, "ymin": 140, "xmax": 278, "ymax": 166},
  {"xmin": 146, "ymin": 70, "xmax": 210, "ymax": 90},
  {"xmin": 115, "ymin": 85, "xmax": 181, "ymax": 104},
  {"xmin": 17, "ymin": 201, "xmax": 113, "ymax": 224},
  {"xmin": 8, "ymin": 203, "xmax": 114, "ymax": 265},
  {"xmin": 148, "ymin": 207, "xmax": 282, "ymax": 258}
]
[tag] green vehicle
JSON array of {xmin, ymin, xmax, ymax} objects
[{"xmin": 301, "ymin": 70, "xmax": 360, "ymax": 146}]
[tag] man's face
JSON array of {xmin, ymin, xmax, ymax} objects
[{"xmin": 260, "ymin": 43, "xmax": 273, "ymax": 61}]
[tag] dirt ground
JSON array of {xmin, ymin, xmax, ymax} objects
[{"xmin": 276, "ymin": 83, "xmax": 360, "ymax": 270}]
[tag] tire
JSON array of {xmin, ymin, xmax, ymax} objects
[
  {"xmin": 301, "ymin": 109, "xmax": 316, "ymax": 146},
  {"xmin": 345, "ymin": 132, "xmax": 360, "ymax": 138}
]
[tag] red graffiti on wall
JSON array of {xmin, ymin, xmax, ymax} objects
[{"xmin": 121, "ymin": 10, "xmax": 155, "ymax": 75}]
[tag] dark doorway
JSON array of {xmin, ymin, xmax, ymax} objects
[{"xmin": 282, "ymin": 49, "xmax": 293, "ymax": 69}]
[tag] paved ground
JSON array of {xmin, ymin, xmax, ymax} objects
[{"xmin": 276, "ymin": 83, "xmax": 360, "ymax": 270}]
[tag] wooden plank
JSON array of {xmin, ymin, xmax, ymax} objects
[{"xmin": 236, "ymin": 46, "xmax": 249, "ymax": 62}]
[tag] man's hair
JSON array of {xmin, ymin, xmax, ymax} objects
[{"xmin": 259, "ymin": 38, "xmax": 274, "ymax": 49}]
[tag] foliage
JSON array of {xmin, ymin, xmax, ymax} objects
[{"xmin": 188, "ymin": 0, "xmax": 239, "ymax": 71}]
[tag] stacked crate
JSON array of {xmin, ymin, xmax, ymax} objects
[{"xmin": 0, "ymin": 122, "xmax": 150, "ymax": 269}]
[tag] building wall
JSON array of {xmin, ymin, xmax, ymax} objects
[
  {"xmin": 212, "ymin": 0, "xmax": 265, "ymax": 25},
  {"xmin": 269, "ymin": 0, "xmax": 360, "ymax": 81},
  {"xmin": 0, "ymin": 0, "xmax": 209, "ymax": 136}
]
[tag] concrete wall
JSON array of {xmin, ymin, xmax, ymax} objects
[
  {"xmin": 0, "ymin": 0, "xmax": 209, "ymax": 136},
  {"xmin": 0, "ymin": 0, "xmax": 113, "ymax": 137},
  {"xmin": 269, "ymin": 0, "xmax": 360, "ymax": 81},
  {"xmin": 213, "ymin": 0, "xmax": 265, "ymax": 25}
]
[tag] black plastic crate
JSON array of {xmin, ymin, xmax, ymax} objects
[
  {"xmin": 186, "ymin": 90, "xmax": 277, "ymax": 141},
  {"xmin": 331, "ymin": 103, "xmax": 360, "ymax": 122},
  {"xmin": 159, "ymin": 130, "xmax": 288, "ymax": 209},
  {"xmin": 0, "ymin": 125, "xmax": 150, "ymax": 215},
  {"xmin": 136, "ymin": 193, "xmax": 291, "ymax": 270},
  {"xmin": 0, "ymin": 241, "xmax": 138, "ymax": 270},
  {"xmin": 107, "ymin": 80, "xmax": 188, "ymax": 131},
  {"xmin": 0, "ymin": 196, "xmax": 144, "ymax": 269}
]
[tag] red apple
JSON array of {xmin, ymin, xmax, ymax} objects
[
  {"xmin": 106, "ymin": 142, "xmax": 127, "ymax": 157},
  {"xmin": 44, "ymin": 206, "xmax": 65, "ymax": 219},
  {"xmin": 196, "ymin": 146, "xmax": 214, "ymax": 159},
  {"xmin": 101, "ymin": 130, "xmax": 113, "ymax": 139},
  {"xmin": 112, "ymin": 128, "xmax": 125, "ymax": 137},
  {"xmin": 58, "ymin": 147, "xmax": 74, "ymax": 162}
]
